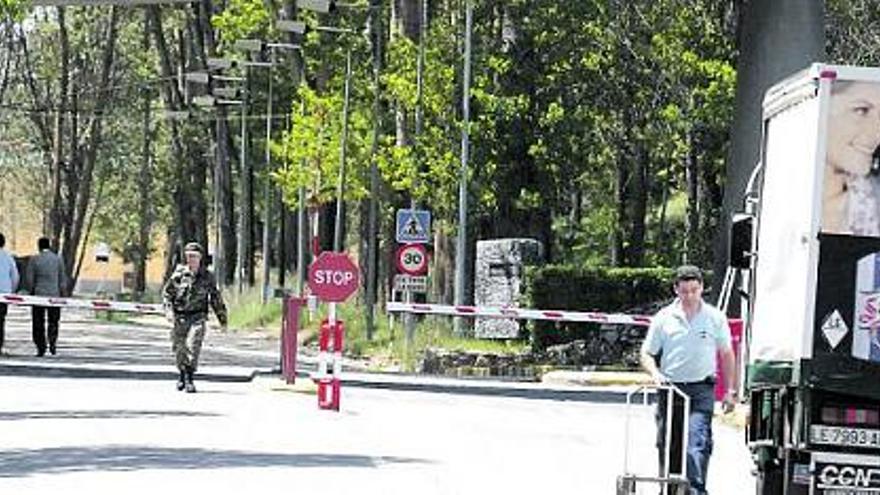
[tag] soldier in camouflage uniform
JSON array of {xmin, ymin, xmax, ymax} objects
[{"xmin": 162, "ymin": 242, "xmax": 227, "ymax": 393}]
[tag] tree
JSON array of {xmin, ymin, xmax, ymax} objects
[{"xmin": 15, "ymin": 6, "xmax": 121, "ymax": 291}]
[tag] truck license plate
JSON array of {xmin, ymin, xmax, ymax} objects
[
  {"xmin": 811, "ymin": 425, "xmax": 880, "ymax": 448},
  {"xmin": 813, "ymin": 453, "xmax": 880, "ymax": 494}
]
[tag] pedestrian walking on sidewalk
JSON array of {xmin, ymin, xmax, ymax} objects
[
  {"xmin": 639, "ymin": 265, "xmax": 737, "ymax": 495},
  {"xmin": 0, "ymin": 233, "xmax": 20, "ymax": 356},
  {"xmin": 24, "ymin": 237, "xmax": 67, "ymax": 357},
  {"xmin": 163, "ymin": 242, "xmax": 227, "ymax": 393}
]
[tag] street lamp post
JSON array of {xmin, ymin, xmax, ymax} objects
[
  {"xmin": 186, "ymin": 71, "xmax": 245, "ymax": 287},
  {"xmin": 210, "ymin": 52, "xmax": 276, "ymax": 294},
  {"xmin": 280, "ymin": 14, "xmax": 356, "ymax": 255},
  {"xmin": 235, "ymin": 40, "xmax": 302, "ymax": 303},
  {"xmin": 261, "ymin": 51, "xmax": 274, "ymax": 303},
  {"xmin": 238, "ymin": 64, "xmax": 249, "ymax": 294},
  {"xmin": 365, "ymin": 0, "xmax": 382, "ymax": 341},
  {"xmin": 333, "ymin": 49, "xmax": 352, "ymax": 252},
  {"xmin": 454, "ymin": 0, "xmax": 472, "ymax": 336}
]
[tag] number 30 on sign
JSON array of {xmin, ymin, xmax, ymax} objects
[{"xmin": 396, "ymin": 244, "xmax": 429, "ymax": 276}]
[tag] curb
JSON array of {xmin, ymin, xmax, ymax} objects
[
  {"xmin": 541, "ymin": 370, "xmax": 653, "ymax": 387},
  {"xmin": 0, "ymin": 361, "xmax": 261, "ymax": 383},
  {"xmin": 262, "ymin": 370, "xmax": 634, "ymax": 403}
]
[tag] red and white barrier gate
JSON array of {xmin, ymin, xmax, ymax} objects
[
  {"xmin": 388, "ymin": 301, "xmax": 744, "ymax": 401},
  {"xmin": 0, "ymin": 293, "xmax": 164, "ymax": 314},
  {"xmin": 386, "ymin": 301, "xmax": 653, "ymax": 326},
  {"xmin": 315, "ymin": 318, "xmax": 344, "ymax": 411}
]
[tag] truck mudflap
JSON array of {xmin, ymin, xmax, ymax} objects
[{"xmin": 812, "ymin": 452, "xmax": 880, "ymax": 495}]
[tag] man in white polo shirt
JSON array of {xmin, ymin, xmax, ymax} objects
[{"xmin": 640, "ymin": 265, "xmax": 736, "ymax": 495}]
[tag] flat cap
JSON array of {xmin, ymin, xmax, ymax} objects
[
  {"xmin": 184, "ymin": 241, "xmax": 203, "ymax": 254},
  {"xmin": 675, "ymin": 264, "xmax": 703, "ymax": 283}
]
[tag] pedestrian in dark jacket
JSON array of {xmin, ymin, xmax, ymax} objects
[
  {"xmin": 25, "ymin": 237, "xmax": 67, "ymax": 357},
  {"xmin": 163, "ymin": 242, "xmax": 227, "ymax": 393}
]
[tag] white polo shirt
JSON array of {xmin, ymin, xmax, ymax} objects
[{"xmin": 641, "ymin": 299, "xmax": 731, "ymax": 383}]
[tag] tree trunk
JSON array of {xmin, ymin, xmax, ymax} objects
[
  {"xmin": 714, "ymin": 0, "xmax": 824, "ymax": 294},
  {"xmin": 136, "ymin": 83, "xmax": 153, "ymax": 298},
  {"xmin": 364, "ymin": 0, "xmax": 386, "ymax": 339},
  {"xmin": 50, "ymin": 6, "xmax": 69, "ymax": 250},
  {"xmin": 627, "ymin": 144, "xmax": 648, "ymax": 266},
  {"xmin": 64, "ymin": 7, "xmax": 120, "ymax": 292},
  {"xmin": 195, "ymin": 0, "xmax": 237, "ymax": 286},
  {"xmin": 612, "ymin": 149, "xmax": 628, "ymax": 267},
  {"xmin": 148, "ymin": 7, "xmax": 209, "ymax": 273},
  {"xmin": 685, "ymin": 129, "xmax": 699, "ymax": 263}
]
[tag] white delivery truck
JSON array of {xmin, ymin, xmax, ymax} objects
[{"xmin": 734, "ymin": 63, "xmax": 880, "ymax": 495}]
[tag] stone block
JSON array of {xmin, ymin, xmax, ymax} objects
[{"xmin": 474, "ymin": 238, "xmax": 543, "ymax": 338}]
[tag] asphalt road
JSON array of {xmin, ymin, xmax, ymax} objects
[
  {"xmin": 0, "ymin": 305, "xmax": 756, "ymax": 494},
  {"xmin": 0, "ymin": 375, "xmax": 754, "ymax": 495}
]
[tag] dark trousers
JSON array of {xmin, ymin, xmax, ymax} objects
[
  {"xmin": 0, "ymin": 302, "xmax": 6, "ymax": 351},
  {"xmin": 32, "ymin": 306, "xmax": 61, "ymax": 354},
  {"xmin": 656, "ymin": 382, "xmax": 715, "ymax": 495}
]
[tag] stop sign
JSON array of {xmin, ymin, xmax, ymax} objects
[{"xmin": 308, "ymin": 252, "xmax": 360, "ymax": 302}]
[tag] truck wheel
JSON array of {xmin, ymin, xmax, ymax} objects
[
  {"xmin": 756, "ymin": 465, "xmax": 783, "ymax": 495},
  {"xmin": 615, "ymin": 477, "xmax": 635, "ymax": 494}
]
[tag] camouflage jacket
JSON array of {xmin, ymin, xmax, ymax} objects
[{"xmin": 162, "ymin": 265, "xmax": 228, "ymax": 325}]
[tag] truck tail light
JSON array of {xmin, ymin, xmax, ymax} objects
[{"xmin": 821, "ymin": 405, "xmax": 880, "ymax": 427}]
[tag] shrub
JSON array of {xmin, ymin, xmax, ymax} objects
[{"xmin": 523, "ymin": 265, "xmax": 676, "ymax": 350}]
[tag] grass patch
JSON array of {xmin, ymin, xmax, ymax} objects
[
  {"xmin": 95, "ymin": 310, "xmax": 134, "ymax": 324},
  {"xmin": 221, "ymin": 271, "xmax": 529, "ymax": 371},
  {"xmin": 226, "ymin": 287, "xmax": 283, "ymax": 333},
  {"xmin": 298, "ymin": 302, "xmax": 529, "ymax": 372}
]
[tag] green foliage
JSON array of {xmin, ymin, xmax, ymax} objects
[
  {"xmin": 273, "ymin": 83, "xmax": 372, "ymax": 207},
  {"xmin": 827, "ymin": 0, "xmax": 880, "ymax": 65},
  {"xmin": 525, "ymin": 0, "xmax": 734, "ymax": 266},
  {"xmin": 0, "ymin": 0, "xmax": 26, "ymax": 20},
  {"xmin": 211, "ymin": 0, "xmax": 269, "ymax": 47},
  {"xmin": 227, "ymin": 289, "xmax": 284, "ymax": 331},
  {"xmin": 524, "ymin": 265, "xmax": 675, "ymax": 349}
]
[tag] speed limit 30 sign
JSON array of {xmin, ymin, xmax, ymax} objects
[{"xmin": 396, "ymin": 244, "xmax": 429, "ymax": 276}]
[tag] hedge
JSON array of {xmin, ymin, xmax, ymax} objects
[{"xmin": 523, "ymin": 265, "xmax": 678, "ymax": 350}]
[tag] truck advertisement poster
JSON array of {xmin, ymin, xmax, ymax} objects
[{"xmin": 822, "ymin": 81, "xmax": 880, "ymax": 238}]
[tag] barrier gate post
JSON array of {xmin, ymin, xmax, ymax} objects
[{"xmin": 317, "ymin": 318, "xmax": 344, "ymax": 411}]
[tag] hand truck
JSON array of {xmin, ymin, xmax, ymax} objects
[{"xmin": 616, "ymin": 384, "xmax": 691, "ymax": 495}]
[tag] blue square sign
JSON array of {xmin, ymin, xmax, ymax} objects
[{"xmin": 396, "ymin": 209, "xmax": 431, "ymax": 244}]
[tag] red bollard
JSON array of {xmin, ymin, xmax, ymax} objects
[
  {"xmin": 715, "ymin": 318, "xmax": 744, "ymax": 401},
  {"xmin": 317, "ymin": 319, "xmax": 344, "ymax": 411}
]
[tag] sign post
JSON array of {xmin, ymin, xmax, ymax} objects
[
  {"xmin": 394, "ymin": 210, "xmax": 432, "ymax": 345},
  {"xmin": 307, "ymin": 252, "xmax": 360, "ymax": 411},
  {"xmin": 395, "ymin": 209, "xmax": 432, "ymax": 244}
]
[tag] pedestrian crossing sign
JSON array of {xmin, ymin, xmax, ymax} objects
[{"xmin": 396, "ymin": 209, "xmax": 431, "ymax": 244}]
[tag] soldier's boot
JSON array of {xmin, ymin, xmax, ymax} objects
[
  {"xmin": 184, "ymin": 367, "xmax": 197, "ymax": 393},
  {"xmin": 176, "ymin": 369, "xmax": 186, "ymax": 391}
]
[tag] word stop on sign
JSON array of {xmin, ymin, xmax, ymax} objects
[{"xmin": 313, "ymin": 270, "xmax": 355, "ymax": 286}]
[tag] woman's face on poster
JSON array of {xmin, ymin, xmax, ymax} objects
[{"xmin": 828, "ymin": 82, "xmax": 880, "ymax": 176}]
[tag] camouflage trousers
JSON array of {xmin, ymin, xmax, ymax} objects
[{"xmin": 171, "ymin": 313, "xmax": 207, "ymax": 372}]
